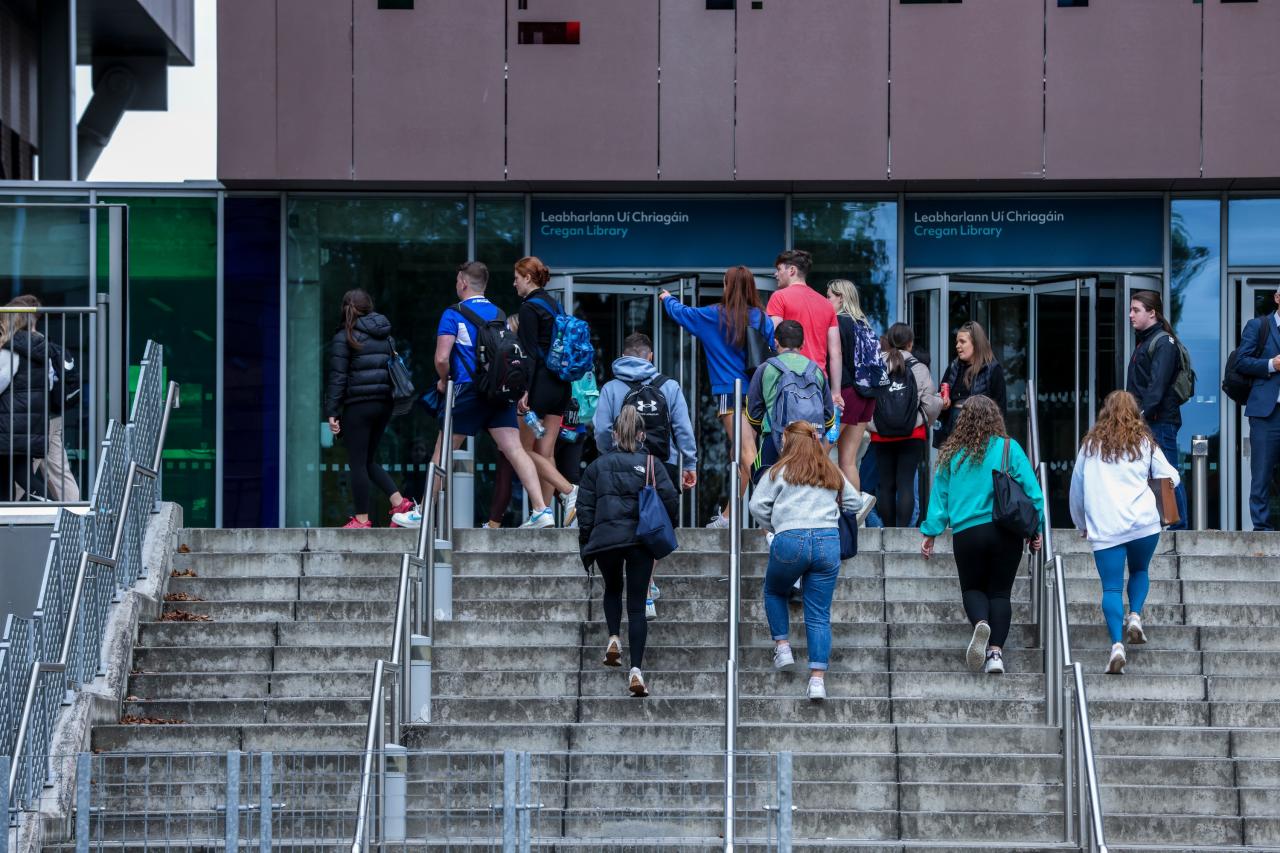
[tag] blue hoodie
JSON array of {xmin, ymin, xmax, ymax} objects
[
  {"xmin": 661, "ymin": 296, "xmax": 774, "ymax": 395},
  {"xmin": 594, "ymin": 356, "xmax": 697, "ymax": 471}
]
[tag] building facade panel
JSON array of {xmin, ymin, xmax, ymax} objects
[
  {"xmin": 734, "ymin": 1, "xmax": 887, "ymax": 181},
  {"xmin": 657, "ymin": 1, "xmax": 734, "ymax": 181},
  {"xmin": 275, "ymin": 0, "xmax": 352, "ymax": 180},
  {"xmin": 1203, "ymin": 1, "xmax": 1280, "ymax": 179},
  {"xmin": 1045, "ymin": 0, "xmax": 1200, "ymax": 180},
  {"xmin": 506, "ymin": 0, "xmax": 659, "ymax": 181},
  {"xmin": 889, "ymin": 0, "xmax": 1043, "ymax": 180},
  {"xmin": 353, "ymin": 0, "xmax": 504, "ymax": 181},
  {"xmin": 216, "ymin": 0, "xmax": 277, "ymax": 180}
]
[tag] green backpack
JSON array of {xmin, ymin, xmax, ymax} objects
[{"xmin": 1148, "ymin": 333, "xmax": 1196, "ymax": 406}]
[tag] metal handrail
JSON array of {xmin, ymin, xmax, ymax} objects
[
  {"xmin": 723, "ymin": 378, "xmax": 743, "ymax": 852},
  {"xmin": 352, "ymin": 381, "xmax": 455, "ymax": 853}
]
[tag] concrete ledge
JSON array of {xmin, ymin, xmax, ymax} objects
[{"xmin": 15, "ymin": 502, "xmax": 182, "ymax": 853}]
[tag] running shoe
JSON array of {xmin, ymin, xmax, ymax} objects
[
  {"xmin": 629, "ymin": 667, "xmax": 649, "ymax": 697},
  {"xmin": 603, "ymin": 637, "xmax": 622, "ymax": 668},
  {"xmin": 773, "ymin": 644, "xmax": 796, "ymax": 672},
  {"xmin": 1124, "ymin": 612, "xmax": 1147, "ymax": 645},
  {"xmin": 807, "ymin": 676, "xmax": 827, "ymax": 702},
  {"xmin": 1107, "ymin": 643, "xmax": 1127, "ymax": 675},
  {"xmin": 388, "ymin": 499, "xmax": 416, "ymax": 528},
  {"xmin": 561, "ymin": 486, "xmax": 579, "ymax": 527},
  {"xmin": 855, "ymin": 493, "xmax": 877, "ymax": 527},
  {"xmin": 706, "ymin": 512, "xmax": 730, "ymax": 529},
  {"xmin": 520, "ymin": 508, "xmax": 554, "ymax": 529},
  {"xmin": 390, "ymin": 508, "xmax": 422, "ymax": 529},
  {"xmin": 966, "ymin": 621, "xmax": 992, "ymax": 671},
  {"xmin": 983, "ymin": 649, "xmax": 1005, "ymax": 674},
  {"xmin": 342, "ymin": 517, "xmax": 372, "ymax": 529}
]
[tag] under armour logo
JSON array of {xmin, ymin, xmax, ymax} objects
[{"xmin": 635, "ymin": 401, "xmax": 659, "ymax": 414}]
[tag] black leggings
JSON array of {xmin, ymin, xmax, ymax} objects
[
  {"xmin": 596, "ymin": 545, "xmax": 654, "ymax": 669},
  {"xmin": 0, "ymin": 453, "xmax": 31, "ymax": 502},
  {"xmin": 341, "ymin": 400, "xmax": 397, "ymax": 515},
  {"xmin": 874, "ymin": 439, "xmax": 924, "ymax": 528},
  {"xmin": 953, "ymin": 522, "xmax": 1024, "ymax": 648}
]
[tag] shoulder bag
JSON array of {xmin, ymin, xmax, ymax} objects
[
  {"xmin": 743, "ymin": 310, "xmax": 777, "ymax": 377},
  {"xmin": 836, "ymin": 489, "xmax": 859, "ymax": 560},
  {"xmin": 991, "ymin": 438, "xmax": 1040, "ymax": 539},
  {"xmin": 636, "ymin": 456, "xmax": 679, "ymax": 560},
  {"xmin": 386, "ymin": 336, "xmax": 416, "ymax": 417},
  {"xmin": 1147, "ymin": 444, "xmax": 1181, "ymax": 528}
]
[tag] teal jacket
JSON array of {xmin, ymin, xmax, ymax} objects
[{"xmin": 921, "ymin": 436, "xmax": 1044, "ymax": 537}]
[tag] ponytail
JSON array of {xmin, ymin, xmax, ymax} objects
[{"xmin": 340, "ymin": 289, "xmax": 374, "ymax": 350}]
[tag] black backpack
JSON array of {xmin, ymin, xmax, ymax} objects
[
  {"xmin": 622, "ymin": 374, "xmax": 672, "ymax": 459},
  {"xmin": 872, "ymin": 356, "xmax": 921, "ymax": 438},
  {"xmin": 1223, "ymin": 318, "xmax": 1274, "ymax": 406},
  {"xmin": 455, "ymin": 302, "xmax": 529, "ymax": 404}
]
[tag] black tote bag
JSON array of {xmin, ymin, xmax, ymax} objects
[
  {"xmin": 387, "ymin": 337, "xmax": 416, "ymax": 417},
  {"xmin": 991, "ymin": 438, "xmax": 1039, "ymax": 540},
  {"xmin": 743, "ymin": 312, "xmax": 777, "ymax": 377}
]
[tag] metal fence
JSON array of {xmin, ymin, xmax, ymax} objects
[
  {"xmin": 49, "ymin": 748, "xmax": 786, "ymax": 852},
  {"xmin": 0, "ymin": 306, "xmax": 101, "ymax": 505},
  {"xmin": 1, "ymin": 341, "xmax": 179, "ymax": 826}
]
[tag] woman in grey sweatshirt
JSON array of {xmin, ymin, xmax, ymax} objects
[{"xmin": 749, "ymin": 421, "xmax": 864, "ymax": 702}]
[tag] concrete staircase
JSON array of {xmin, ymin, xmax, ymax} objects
[{"xmin": 56, "ymin": 525, "xmax": 1280, "ymax": 851}]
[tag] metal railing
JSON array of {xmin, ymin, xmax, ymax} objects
[
  {"xmin": 0, "ymin": 306, "xmax": 101, "ymax": 506},
  {"xmin": 724, "ymin": 378, "xmax": 744, "ymax": 852},
  {"xmin": 351, "ymin": 381, "xmax": 455, "ymax": 853},
  {"xmin": 2, "ymin": 341, "xmax": 179, "ymax": 824},
  {"xmin": 1026, "ymin": 380, "xmax": 1108, "ymax": 852}
]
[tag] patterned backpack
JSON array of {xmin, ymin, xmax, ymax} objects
[
  {"xmin": 852, "ymin": 319, "xmax": 888, "ymax": 397},
  {"xmin": 533, "ymin": 294, "xmax": 595, "ymax": 382}
]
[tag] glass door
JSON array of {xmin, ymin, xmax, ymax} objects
[
  {"xmin": 1234, "ymin": 276, "xmax": 1280, "ymax": 530},
  {"xmin": 947, "ymin": 283, "xmax": 1033, "ymax": 450}
]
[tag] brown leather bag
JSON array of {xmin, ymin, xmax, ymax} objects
[{"xmin": 1148, "ymin": 447, "xmax": 1180, "ymax": 528}]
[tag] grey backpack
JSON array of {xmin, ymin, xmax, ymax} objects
[{"xmin": 766, "ymin": 357, "xmax": 826, "ymax": 452}]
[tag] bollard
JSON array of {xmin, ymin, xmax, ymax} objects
[
  {"xmin": 433, "ymin": 539, "xmax": 453, "ymax": 623},
  {"xmin": 1191, "ymin": 434, "xmax": 1209, "ymax": 531},
  {"xmin": 382, "ymin": 745, "xmax": 407, "ymax": 843},
  {"xmin": 411, "ymin": 635, "xmax": 432, "ymax": 722},
  {"xmin": 451, "ymin": 442, "xmax": 475, "ymax": 530},
  {"xmin": 777, "ymin": 752, "xmax": 793, "ymax": 852}
]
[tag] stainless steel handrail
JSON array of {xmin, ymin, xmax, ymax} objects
[{"xmin": 723, "ymin": 378, "xmax": 743, "ymax": 852}]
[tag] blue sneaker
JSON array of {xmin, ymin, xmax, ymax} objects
[{"xmin": 520, "ymin": 507, "xmax": 554, "ymax": 529}]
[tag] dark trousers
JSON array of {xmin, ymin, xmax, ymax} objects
[
  {"xmin": 596, "ymin": 545, "xmax": 654, "ymax": 669},
  {"xmin": 488, "ymin": 455, "xmax": 514, "ymax": 524},
  {"xmin": 1149, "ymin": 421, "xmax": 1188, "ymax": 531},
  {"xmin": 341, "ymin": 400, "xmax": 397, "ymax": 515},
  {"xmin": 1249, "ymin": 406, "xmax": 1280, "ymax": 531},
  {"xmin": 953, "ymin": 522, "xmax": 1024, "ymax": 648},
  {"xmin": 873, "ymin": 439, "xmax": 925, "ymax": 528},
  {"xmin": 0, "ymin": 453, "xmax": 31, "ymax": 502}
]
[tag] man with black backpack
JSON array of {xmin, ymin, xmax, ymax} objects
[
  {"xmin": 1229, "ymin": 283, "xmax": 1280, "ymax": 530},
  {"xmin": 393, "ymin": 261, "xmax": 554, "ymax": 530}
]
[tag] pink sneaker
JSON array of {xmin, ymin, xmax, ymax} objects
[
  {"xmin": 388, "ymin": 499, "xmax": 416, "ymax": 528},
  {"xmin": 342, "ymin": 517, "xmax": 373, "ymax": 529}
]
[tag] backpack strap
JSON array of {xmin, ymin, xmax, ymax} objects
[
  {"xmin": 1002, "ymin": 437, "xmax": 1011, "ymax": 474},
  {"xmin": 647, "ymin": 373, "xmax": 669, "ymax": 389},
  {"xmin": 765, "ymin": 356, "xmax": 789, "ymax": 375},
  {"xmin": 529, "ymin": 292, "xmax": 563, "ymax": 316},
  {"xmin": 454, "ymin": 300, "xmax": 504, "ymax": 330},
  {"xmin": 801, "ymin": 361, "xmax": 821, "ymax": 383}
]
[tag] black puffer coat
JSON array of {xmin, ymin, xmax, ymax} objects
[
  {"xmin": 577, "ymin": 449, "xmax": 679, "ymax": 569},
  {"xmin": 324, "ymin": 313, "xmax": 394, "ymax": 418},
  {"xmin": 0, "ymin": 330, "xmax": 51, "ymax": 457}
]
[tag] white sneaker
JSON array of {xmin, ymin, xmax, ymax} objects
[
  {"xmin": 519, "ymin": 508, "xmax": 554, "ymax": 529},
  {"xmin": 648, "ymin": 581, "xmax": 661, "ymax": 601},
  {"xmin": 1107, "ymin": 643, "xmax": 1127, "ymax": 675},
  {"xmin": 807, "ymin": 676, "xmax": 827, "ymax": 702},
  {"xmin": 773, "ymin": 644, "xmax": 796, "ymax": 671},
  {"xmin": 966, "ymin": 621, "xmax": 992, "ymax": 671},
  {"xmin": 983, "ymin": 649, "xmax": 1005, "ymax": 674},
  {"xmin": 706, "ymin": 511, "xmax": 730, "ymax": 529},
  {"xmin": 629, "ymin": 667, "xmax": 649, "ymax": 697},
  {"xmin": 390, "ymin": 508, "xmax": 422, "ymax": 529},
  {"xmin": 1124, "ymin": 612, "xmax": 1147, "ymax": 645},
  {"xmin": 855, "ymin": 493, "xmax": 877, "ymax": 527},
  {"xmin": 603, "ymin": 637, "xmax": 622, "ymax": 668},
  {"xmin": 560, "ymin": 486, "xmax": 579, "ymax": 527},
  {"xmin": 645, "ymin": 599, "xmax": 657, "ymax": 621}
]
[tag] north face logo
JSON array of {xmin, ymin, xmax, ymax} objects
[{"xmin": 633, "ymin": 465, "xmax": 646, "ymax": 474}]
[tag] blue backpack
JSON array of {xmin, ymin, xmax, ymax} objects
[
  {"xmin": 852, "ymin": 319, "xmax": 888, "ymax": 397},
  {"xmin": 766, "ymin": 356, "xmax": 828, "ymax": 452},
  {"xmin": 533, "ymin": 294, "xmax": 595, "ymax": 382}
]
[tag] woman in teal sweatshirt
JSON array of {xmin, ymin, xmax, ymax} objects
[{"xmin": 920, "ymin": 395, "xmax": 1043, "ymax": 675}]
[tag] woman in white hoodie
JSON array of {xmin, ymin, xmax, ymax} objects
[{"xmin": 1069, "ymin": 390, "xmax": 1180, "ymax": 674}]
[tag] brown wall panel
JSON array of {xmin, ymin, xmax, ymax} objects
[
  {"xmin": 890, "ymin": 0, "xmax": 1042, "ymax": 180},
  {"xmin": 735, "ymin": 1, "xmax": 887, "ymax": 182},
  {"xmin": 1204, "ymin": 2, "xmax": 1280, "ymax": 179},
  {"xmin": 1046, "ymin": 0, "xmax": 1199, "ymax": 180},
  {"xmin": 658, "ymin": 2, "xmax": 734, "ymax": 181},
  {"xmin": 353, "ymin": 1, "xmax": 504, "ymax": 182},
  {"xmin": 216, "ymin": 0, "xmax": 277, "ymax": 180},
  {"xmin": 507, "ymin": 0, "xmax": 658, "ymax": 181},
  {"xmin": 276, "ymin": 0, "xmax": 351, "ymax": 180}
]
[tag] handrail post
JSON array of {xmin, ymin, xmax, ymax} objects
[
  {"xmin": 723, "ymin": 378, "xmax": 742, "ymax": 852},
  {"xmin": 1191, "ymin": 434, "xmax": 1209, "ymax": 531}
]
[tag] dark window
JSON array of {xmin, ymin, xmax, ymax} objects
[
  {"xmin": 707, "ymin": 0, "xmax": 734, "ymax": 8},
  {"xmin": 1058, "ymin": 0, "xmax": 1088, "ymax": 6},
  {"xmin": 517, "ymin": 21, "xmax": 580, "ymax": 44},
  {"xmin": 1221, "ymin": 0, "xmax": 1258, "ymax": 3},
  {"xmin": 377, "ymin": 0, "xmax": 413, "ymax": 8},
  {"xmin": 900, "ymin": 0, "xmax": 962, "ymax": 4},
  {"xmin": 750, "ymin": 0, "xmax": 762, "ymax": 7}
]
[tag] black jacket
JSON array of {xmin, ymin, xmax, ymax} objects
[
  {"xmin": 324, "ymin": 313, "xmax": 394, "ymax": 418},
  {"xmin": 577, "ymin": 449, "xmax": 679, "ymax": 568},
  {"xmin": 934, "ymin": 359, "xmax": 1007, "ymax": 447},
  {"xmin": 0, "ymin": 331, "xmax": 52, "ymax": 457},
  {"xmin": 1126, "ymin": 324, "xmax": 1182, "ymax": 427}
]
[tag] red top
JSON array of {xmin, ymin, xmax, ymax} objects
[
  {"xmin": 767, "ymin": 284, "xmax": 837, "ymax": 373},
  {"xmin": 870, "ymin": 424, "xmax": 928, "ymax": 444}
]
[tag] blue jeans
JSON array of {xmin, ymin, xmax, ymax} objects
[
  {"xmin": 1149, "ymin": 422, "xmax": 1188, "ymax": 531},
  {"xmin": 1092, "ymin": 533, "xmax": 1159, "ymax": 644},
  {"xmin": 763, "ymin": 528, "xmax": 841, "ymax": 670},
  {"xmin": 1249, "ymin": 406, "xmax": 1280, "ymax": 531}
]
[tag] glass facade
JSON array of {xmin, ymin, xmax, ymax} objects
[
  {"xmin": 1228, "ymin": 199, "xmax": 1280, "ymax": 266},
  {"xmin": 791, "ymin": 199, "xmax": 898, "ymax": 333},
  {"xmin": 0, "ymin": 196, "xmax": 92, "ymax": 306},
  {"xmin": 1171, "ymin": 199, "xmax": 1223, "ymax": 529}
]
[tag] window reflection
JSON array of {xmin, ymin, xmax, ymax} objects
[
  {"xmin": 791, "ymin": 200, "xmax": 898, "ymax": 334},
  {"xmin": 1228, "ymin": 198, "xmax": 1280, "ymax": 267}
]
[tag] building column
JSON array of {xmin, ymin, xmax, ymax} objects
[{"xmin": 38, "ymin": 0, "xmax": 76, "ymax": 180}]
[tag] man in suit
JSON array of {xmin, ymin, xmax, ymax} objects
[{"xmin": 1239, "ymin": 283, "xmax": 1280, "ymax": 531}]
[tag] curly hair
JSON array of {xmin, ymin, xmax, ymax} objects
[
  {"xmin": 1080, "ymin": 390, "xmax": 1154, "ymax": 463},
  {"xmin": 936, "ymin": 395, "xmax": 1008, "ymax": 471}
]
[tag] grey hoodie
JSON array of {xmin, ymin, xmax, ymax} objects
[{"xmin": 594, "ymin": 355, "xmax": 697, "ymax": 470}]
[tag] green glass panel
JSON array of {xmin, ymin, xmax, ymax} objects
[
  {"xmin": 285, "ymin": 197, "xmax": 468, "ymax": 528},
  {"xmin": 791, "ymin": 200, "xmax": 898, "ymax": 334},
  {"xmin": 99, "ymin": 196, "xmax": 219, "ymax": 527},
  {"xmin": 0, "ymin": 195, "xmax": 91, "ymax": 306}
]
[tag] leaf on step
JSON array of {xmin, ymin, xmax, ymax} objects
[
  {"xmin": 119, "ymin": 714, "xmax": 184, "ymax": 725},
  {"xmin": 125, "ymin": 695, "xmax": 140, "ymax": 702},
  {"xmin": 163, "ymin": 591, "xmax": 203, "ymax": 602},
  {"xmin": 160, "ymin": 609, "xmax": 212, "ymax": 622},
  {"xmin": 170, "ymin": 567, "xmax": 198, "ymax": 578},
  {"xmin": 177, "ymin": 544, "xmax": 191, "ymax": 553}
]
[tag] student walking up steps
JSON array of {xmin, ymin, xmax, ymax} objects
[
  {"xmin": 921, "ymin": 395, "xmax": 1043, "ymax": 674},
  {"xmin": 1070, "ymin": 390, "xmax": 1180, "ymax": 674},
  {"xmin": 749, "ymin": 420, "xmax": 866, "ymax": 702}
]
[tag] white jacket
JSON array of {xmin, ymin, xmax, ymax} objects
[{"xmin": 1069, "ymin": 438, "xmax": 1180, "ymax": 551}]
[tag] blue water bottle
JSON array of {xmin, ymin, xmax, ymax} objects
[
  {"xmin": 523, "ymin": 410, "xmax": 547, "ymax": 439},
  {"xmin": 825, "ymin": 406, "xmax": 841, "ymax": 444}
]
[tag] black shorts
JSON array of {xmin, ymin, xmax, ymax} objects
[{"xmin": 527, "ymin": 368, "xmax": 572, "ymax": 419}]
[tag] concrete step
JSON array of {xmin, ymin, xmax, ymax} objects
[
  {"xmin": 884, "ymin": 576, "xmax": 1183, "ymax": 604},
  {"xmin": 1103, "ymin": 813, "xmax": 1243, "ymax": 847},
  {"xmin": 120, "ymin": 697, "xmax": 367, "ymax": 724},
  {"xmin": 90, "ymin": 722, "xmax": 366, "ymax": 752},
  {"xmin": 126, "ymin": 670, "xmax": 372, "ymax": 700},
  {"xmin": 1102, "ymin": 783, "xmax": 1240, "ymax": 816},
  {"xmin": 1178, "ymin": 554, "xmax": 1280, "ymax": 581},
  {"xmin": 435, "ymin": 669, "xmax": 894, "ymax": 699},
  {"xmin": 1183, "ymin": 579, "xmax": 1280, "ymax": 604},
  {"xmin": 159, "ymin": 599, "xmax": 398, "ymax": 622},
  {"xmin": 132, "ymin": 644, "xmax": 385, "ymax": 673},
  {"xmin": 178, "ymin": 527, "xmax": 417, "ymax": 553},
  {"xmin": 435, "ymin": 619, "xmax": 891, "ymax": 648},
  {"xmin": 136, "ymin": 620, "xmax": 391, "ymax": 648}
]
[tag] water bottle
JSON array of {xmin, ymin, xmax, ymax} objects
[
  {"xmin": 825, "ymin": 406, "xmax": 841, "ymax": 444},
  {"xmin": 523, "ymin": 410, "xmax": 546, "ymax": 439},
  {"xmin": 558, "ymin": 425, "xmax": 580, "ymax": 443}
]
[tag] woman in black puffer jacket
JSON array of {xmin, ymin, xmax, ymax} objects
[
  {"xmin": 324, "ymin": 289, "xmax": 412, "ymax": 528},
  {"xmin": 0, "ymin": 307, "xmax": 51, "ymax": 501},
  {"xmin": 577, "ymin": 405, "xmax": 679, "ymax": 698}
]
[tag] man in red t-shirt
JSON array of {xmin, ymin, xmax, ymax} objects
[{"xmin": 767, "ymin": 249, "xmax": 843, "ymax": 413}]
